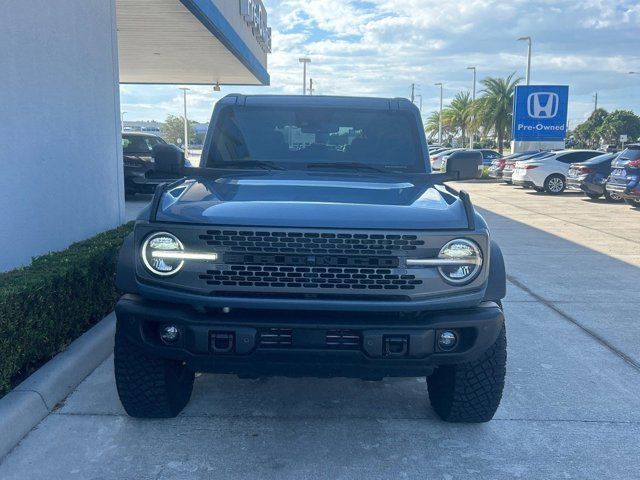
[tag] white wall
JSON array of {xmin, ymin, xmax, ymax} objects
[{"xmin": 0, "ymin": 0, "xmax": 124, "ymax": 271}]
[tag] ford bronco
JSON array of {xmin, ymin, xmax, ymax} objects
[{"xmin": 114, "ymin": 95, "xmax": 507, "ymax": 423}]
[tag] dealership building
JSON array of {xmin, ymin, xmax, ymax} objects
[{"xmin": 0, "ymin": 0, "xmax": 270, "ymax": 271}]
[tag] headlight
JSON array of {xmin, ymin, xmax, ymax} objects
[
  {"xmin": 437, "ymin": 239, "xmax": 483, "ymax": 285},
  {"xmin": 141, "ymin": 232, "xmax": 219, "ymax": 276},
  {"xmin": 142, "ymin": 232, "xmax": 185, "ymax": 276}
]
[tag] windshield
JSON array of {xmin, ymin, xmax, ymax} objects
[
  {"xmin": 618, "ymin": 146, "xmax": 640, "ymax": 162},
  {"xmin": 205, "ymin": 106, "xmax": 424, "ymax": 173},
  {"xmin": 122, "ymin": 135, "xmax": 165, "ymax": 154}
]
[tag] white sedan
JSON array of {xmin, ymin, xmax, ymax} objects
[{"xmin": 511, "ymin": 150, "xmax": 602, "ymax": 194}]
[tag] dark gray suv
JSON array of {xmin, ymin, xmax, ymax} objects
[{"xmin": 114, "ymin": 95, "xmax": 507, "ymax": 423}]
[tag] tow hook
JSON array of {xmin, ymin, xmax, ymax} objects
[{"xmin": 383, "ymin": 335, "xmax": 409, "ymax": 358}]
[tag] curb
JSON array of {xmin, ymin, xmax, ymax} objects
[{"xmin": 0, "ymin": 312, "xmax": 116, "ymax": 460}]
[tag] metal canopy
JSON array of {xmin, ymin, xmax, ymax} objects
[{"xmin": 117, "ymin": 0, "xmax": 269, "ymax": 85}]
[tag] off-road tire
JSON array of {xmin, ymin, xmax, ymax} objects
[
  {"xmin": 625, "ymin": 198, "xmax": 640, "ymax": 209},
  {"xmin": 604, "ymin": 189, "xmax": 623, "ymax": 202},
  {"xmin": 544, "ymin": 174, "xmax": 565, "ymax": 194},
  {"xmin": 114, "ymin": 328, "xmax": 194, "ymax": 418},
  {"xmin": 427, "ymin": 325, "xmax": 506, "ymax": 423}
]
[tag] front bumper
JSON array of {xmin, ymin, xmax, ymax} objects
[
  {"xmin": 116, "ymin": 294, "xmax": 505, "ymax": 379},
  {"xmin": 124, "ymin": 167, "xmax": 181, "ymax": 193}
]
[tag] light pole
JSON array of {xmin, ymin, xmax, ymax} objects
[
  {"xmin": 178, "ymin": 87, "xmax": 190, "ymax": 156},
  {"xmin": 467, "ymin": 66, "xmax": 476, "ymax": 148},
  {"xmin": 120, "ymin": 111, "xmax": 127, "ymax": 127},
  {"xmin": 299, "ymin": 57, "xmax": 311, "ymax": 95},
  {"xmin": 435, "ymin": 83, "xmax": 443, "ymax": 145},
  {"xmin": 414, "ymin": 94, "xmax": 422, "ymax": 113},
  {"xmin": 518, "ymin": 36, "xmax": 532, "ymax": 85}
]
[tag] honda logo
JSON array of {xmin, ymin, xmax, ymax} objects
[{"xmin": 527, "ymin": 92, "xmax": 559, "ymax": 119}]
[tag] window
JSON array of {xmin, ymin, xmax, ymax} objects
[
  {"xmin": 122, "ymin": 135, "xmax": 165, "ymax": 154},
  {"xmin": 206, "ymin": 106, "xmax": 424, "ymax": 172},
  {"xmin": 558, "ymin": 152, "xmax": 600, "ymax": 164},
  {"xmin": 618, "ymin": 146, "xmax": 640, "ymax": 162}
]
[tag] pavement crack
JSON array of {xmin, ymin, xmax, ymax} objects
[{"xmin": 507, "ymin": 275, "xmax": 640, "ymax": 373}]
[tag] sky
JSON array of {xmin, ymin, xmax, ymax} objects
[{"xmin": 120, "ymin": 0, "xmax": 640, "ymax": 129}]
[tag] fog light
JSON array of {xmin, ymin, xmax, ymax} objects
[
  {"xmin": 160, "ymin": 325, "xmax": 180, "ymax": 344},
  {"xmin": 438, "ymin": 330, "xmax": 458, "ymax": 351}
]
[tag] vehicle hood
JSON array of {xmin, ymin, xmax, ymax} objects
[{"xmin": 154, "ymin": 172, "xmax": 470, "ymax": 230}]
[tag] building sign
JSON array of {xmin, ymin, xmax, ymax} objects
[
  {"xmin": 239, "ymin": 0, "xmax": 271, "ymax": 53},
  {"xmin": 512, "ymin": 85, "xmax": 569, "ymax": 141}
]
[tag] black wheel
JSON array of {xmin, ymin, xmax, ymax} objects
[
  {"xmin": 427, "ymin": 326, "xmax": 506, "ymax": 423},
  {"xmin": 544, "ymin": 174, "xmax": 565, "ymax": 194},
  {"xmin": 604, "ymin": 189, "xmax": 623, "ymax": 202},
  {"xmin": 624, "ymin": 198, "xmax": 640, "ymax": 209},
  {"xmin": 114, "ymin": 325, "xmax": 194, "ymax": 418},
  {"xmin": 586, "ymin": 192, "xmax": 602, "ymax": 200}
]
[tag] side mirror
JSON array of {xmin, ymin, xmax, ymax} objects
[
  {"xmin": 444, "ymin": 150, "xmax": 483, "ymax": 180},
  {"xmin": 153, "ymin": 144, "xmax": 185, "ymax": 174}
]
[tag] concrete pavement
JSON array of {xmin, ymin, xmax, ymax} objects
[{"xmin": 1, "ymin": 182, "xmax": 639, "ymax": 479}]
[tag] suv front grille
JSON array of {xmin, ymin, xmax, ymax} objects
[
  {"xmin": 198, "ymin": 266, "xmax": 422, "ymax": 291},
  {"xmin": 198, "ymin": 229, "xmax": 424, "ymax": 256},
  {"xmin": 193, "ymin": 227, "xmax": 432, "ymax": 298}
]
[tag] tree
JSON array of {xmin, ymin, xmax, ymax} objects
[
  {"xmin": 571, "ymin": 109, "xmax": 608, "ymax": 148},
  {"xmin": 424, "ymin": 111, "xmax": 441, "ymax": 141},
  {"xmin": 442, "ymin": 92, "xmax": 474, "ymax": 147},
  {"xmin": 473, "ymin": 73, "xmax": 521, "ymax": 153},
  {"xmin": 596, "ymin": 110, "xmax": 640, "ymax": 144},
  {"xmin": 161, "ymin": 114, "xmax": 197, "ymax": 145}
]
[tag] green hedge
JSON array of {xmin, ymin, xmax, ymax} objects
[{"xmin": 0, "ymin": 223, "xmax": 133, "ymax": 396}]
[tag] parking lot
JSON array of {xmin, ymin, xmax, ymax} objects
[{"xmin": 2, "ymin": 182, "xmax": 639, "ymax": 480}]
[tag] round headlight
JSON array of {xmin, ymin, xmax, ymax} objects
[
  {"xmin": 141, "ymin": 232, "xmax": 185, "ymax": 276},
  {"xmin": 437, "ymin": 238, "xmax": 483, "ymax": 285}
]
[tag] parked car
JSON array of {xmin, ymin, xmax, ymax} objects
[
  {"xmin": 501, "ymin": 151, "xmax": 551, "ymax": 184},
  {"xmin": 431, "ymin": 148, "xmax": 464, "ymax": 170},
  {"xmin": 476, "ymin": 149, "xmax": 502, "ymax": 166},
  {"xmin": 123, "ymin": 132, "xmax": 186, "ymax": 195},
  {"xmin": 429, "ymin": 146, "xmax": 447, "ymax": 156},
  {"xmin": 113, "ymin": 94, "xmax": 507, "ymax": 423},
  {"xmin": 566, "ymin": 152, "xmax": 623, "ymax": 201},
  {"xmin": 605, "ymin": 144, "xmax": 640, "ymax": 208},
  {"xmin": 489, "ymin": 151, "xmax": 541, "ymax": 180},
  {"xmin": 598, "ymin": 144, "xmax": 618, "ymax": 153},
  {"xmin": 512, "ymin": 149, "xmax": 602, "ymax": 194}
]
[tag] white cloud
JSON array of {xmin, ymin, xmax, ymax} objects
[{"xmin": 122, "ymin": 0, "xmax": 640, "ymax": 126}]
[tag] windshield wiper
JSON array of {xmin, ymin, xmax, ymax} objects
[
  {"xmin": 306, "ymin": 162, "xmax": 392, "ymax": 174},
  {"xmin": 215, "ymin": 160, "xmax": 285, "ymax": 170}
]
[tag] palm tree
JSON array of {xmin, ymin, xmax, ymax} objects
[
  {"xmin": 442, "ymin": 92, "xmax": 474, "ymax": 147},
  {"xmin": 473, "ymin": 73, "xmax": 521, "ymax": 153},
  {"xmin": 424, "ymin": 111, "xmax": 441, "ymax": 141}
]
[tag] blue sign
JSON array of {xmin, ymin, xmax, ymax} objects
[{"xmin": 512, "ymin": 85, "xmax": 569, "ymax": 141}]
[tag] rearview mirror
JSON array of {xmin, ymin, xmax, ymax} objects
[
  {"xmin": 153, "ymin": 144, "xmax": 185, "ymax": 174},
  {"xmin": 444, "ymin": 150, "xmax": 482, "ymax": 180}
]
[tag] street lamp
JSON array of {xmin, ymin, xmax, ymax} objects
[
  {"xmin": 467, "ymin": 66, "xmax": 476, "ymax": 148},
  {"xmin": 120, "ymin": 111, "xmax": 127, "ymax": 127},
  {"xmin": 414, "ymin": 94, "xmax": 423, "ymax": 113},
  {"xmin": 299, "ymin": 57, "xmax": 311, "ymax": 95},
  {"xmin": 178, "ymin": 87, "xmax": 190, "ymax": 156},
  {"xmin": 435, "ymin": 83, "xmax": 443, "ymax": 145},
  {"xmin": 517, "ymin": 36, "xmax": 532, "ymax": 85}
]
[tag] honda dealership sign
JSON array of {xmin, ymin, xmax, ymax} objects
[{"xmin": 512, "ymin": 85, "xmax": 569, "ymax": 141}]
